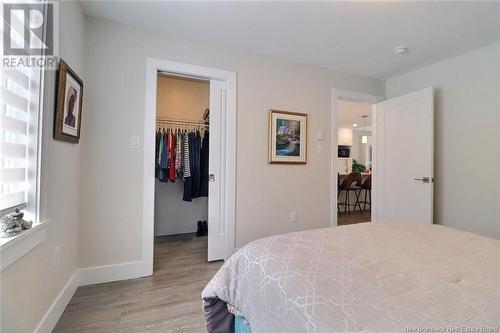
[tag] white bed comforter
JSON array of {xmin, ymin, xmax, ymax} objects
[{"xmin": 202, "ymin": 222, "xmax": 500, "ymax": 332}]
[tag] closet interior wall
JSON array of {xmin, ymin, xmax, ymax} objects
[{"xmin": 155, "ymin": 74, "xmax": 209, "ymax": 236}]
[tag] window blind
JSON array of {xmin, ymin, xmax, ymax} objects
[
  {"xmin": 0, "ymin": 7, "xmax": 43, "ymax": 216},
  {"xmin": 0, "ymin": 68, "xmax": 30, "ymax": 213}
]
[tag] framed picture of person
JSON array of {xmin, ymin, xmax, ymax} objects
[
  {"xmin": 54, "ymin": 59, "xmax": 83, "ymax": 143},
  {"xmin": 268, "ymin": 110, "xmax": 307, "ymax": 164}
]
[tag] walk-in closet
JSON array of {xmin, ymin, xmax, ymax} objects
[{"xmin": 154, "ymin": 73, "xmax": 212, "ymax": 270}]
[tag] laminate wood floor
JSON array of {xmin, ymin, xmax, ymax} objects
[
  {"xmin": 54, "ymin": 234, "xmax": 222, "ymax": 333},
  {"xmin": 337, "ymin": 209, "xmax": 371, "ymax": 226}
]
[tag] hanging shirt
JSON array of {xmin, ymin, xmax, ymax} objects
[
  {"xmin": 182, "ymin": 131, "xmax": 193, "ymax": 202},
  {"xmin": 192, "ymin": 131, "xmax": 202, "ymax": 198},
  {"xmin": 155, "ymin": 130, "xmax": 161, "ymax": 180},
  {"xmin": 199, "ymin": 131, "xmax": 209, "ymax": 197},
  {"xmin": 183, "ymin": 131, "xmax": 191, "ymax": 179},
  {"xmin": 168, "ymin": 131, "xmax": 176, "ymax": 182},
  {"xmin": 176, "ymin": 131, "xmax": 182, "ymax": 178},
  {"xmin": 161, "ymin": 130, "xmax": 169, "ymax": 182},
  {"xmin": 157, "ymin": 130, "xmax": 166, "ymax": 181}
]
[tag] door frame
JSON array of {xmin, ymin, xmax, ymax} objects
[
  {"xmin": 330, "ymin": 89, "xmax": 384, "ymax": 227},
  {"xmin": 143, "ymin": 57, "xmax": 237, "ymax": 275}
]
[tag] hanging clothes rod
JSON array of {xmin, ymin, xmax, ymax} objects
[{"xmin": 156, "ymin": 118, "xmax": 209, "ymax": 127}]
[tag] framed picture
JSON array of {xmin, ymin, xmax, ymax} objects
[
  {"xmin": 268, "ymin": 110, "xmax": 307, "ymax": 164},
  {"xmin": 54, "ymin": 59, "xmax": 83, "ymax": 143}
]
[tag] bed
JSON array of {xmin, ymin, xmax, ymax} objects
[{"xmin": 202, "ymin": 222, "xmax": 500, "ymax": 332}]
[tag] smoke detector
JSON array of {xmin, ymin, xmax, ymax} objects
[{"xmin": 393, "ymin": 46, "xmax": 408, "ymax": 54}]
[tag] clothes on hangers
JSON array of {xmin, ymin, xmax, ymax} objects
[{"xmin": 155, "ymin": 125, "xmax": 209, "ymax": 201}]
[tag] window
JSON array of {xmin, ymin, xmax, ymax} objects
[{"xmin": 0, "ymin": 17, "xmax": 44, "ymax": 221}]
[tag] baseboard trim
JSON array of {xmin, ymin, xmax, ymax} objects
[
  {"xmin": 79, "ymin": 260, "xmax": 149, "ymax": 286},
  {"xmin": 154, "ymin": 224, "xmax": 197, "ymax": 237},
  {"xmin": 35, "ymin": 270, "xmax": 79, "ymax": 333},
  {"xmin": 34, "ymin": 261, "xmax": 151, "ymax": 332}
]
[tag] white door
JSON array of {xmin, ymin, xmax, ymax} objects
[
  {"xmin": 374, "ymin": 87, "xmax": 434, "ymax": 224},
  {"xmin": 207, "ymin": 79, "xmax": 226, "ymax": 261}
]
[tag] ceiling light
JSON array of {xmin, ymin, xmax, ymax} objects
[
  {"xmin": 361, "ymin": 115, "xmax": 368, "ymax": 144},
  {"xmin": 352, "ymin": 123, "xmax": 358, "ymax": 127},
  {"xmin": 393, "ymin": 46, "xmax": 408, "ymax": 55}
]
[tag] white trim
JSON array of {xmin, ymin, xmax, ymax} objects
[
  {"xmin": 33, "ymin": 261, "xmax": 148, "ymax": 333},
  {"xmin": 144, "ymin": 58, "xmax": 237, "ymax": 272},
  {"xmin": 330, "ymin": 89, "xmax": 384, "ymax": 227},
  {"xmin": 155, "ymin": 225, "xmax": 197, "ymax": 237},
  {"xmin": 370, "ymin": 104, "xmax": 378, "ymax": 222},
  {"xmin": 34, "ymin": 271, "xmax": 79, "ymax": 333},
  {"xmin": 0, "ymin": 219, "xmax": 51, "ymax": 271},
  {"xmin": 78, "ymin": 261, "xmax": 146, "ymax": 286}
]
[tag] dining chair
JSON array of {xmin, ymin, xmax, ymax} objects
[
  {"xmin": 357, "ymin": 174, "xmax": 372, "ymax": 212},
  {"xmin": 337, "ymin": 172, "xmax": 362, "ymax": 215}
]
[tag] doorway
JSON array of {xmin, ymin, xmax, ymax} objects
[
  {"xmin": 142, "ymin": 58, "xmax": 236, "ymax": 277},
  {"xmin": 336, "ymin": 100, "xmax": 374, "ymax": 226},
  {"xmin": 154, "ymin": 73, "xmax": 211, "ymax": 270},
  {"xmin": 331, "ymin": 87, "xmax": 434, "ymax": 227},
  {"xmin": 331, "ymin": 89, "xmax": 383, "ymax": 227}
]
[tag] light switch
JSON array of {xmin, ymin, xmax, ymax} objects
[
  {"xmin": 317, "ymin": 129, "xmax": 325, "ymax": 141},
  {"xmin": 290, "ymin": 211, "xmax": 297, "ymax": 223},
  {"xmin": 129, "ymin": 135, "xmax": 140, "ymax": 149}
]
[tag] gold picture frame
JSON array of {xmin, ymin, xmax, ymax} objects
[
  {"xmin": 268, "ymin": 110, "xmax": 307, "ymax": 164},
  {"xmin": 54, "ymin": 59, "xmax": 83, "ymax": 143}
]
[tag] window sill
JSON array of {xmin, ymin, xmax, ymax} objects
[{"xmin": 0, "ymin": 219, "xmax": 51, "ymax": 271}]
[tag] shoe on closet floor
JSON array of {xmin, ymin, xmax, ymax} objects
[
  {"xmin": 196, "ymin": 221, "xmax": 203, "ymax": 237},
  {"xmin": 202, "ymin": 221, "xmax": 208, "ymax": 236}
]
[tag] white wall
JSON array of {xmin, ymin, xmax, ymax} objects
[
  {"xmin": 352, "ymin": 129, "xmax": 372, "ymax": 167},
  {"xmin": 156, "ymin": 75, "xmax": 209, "ymax": 120},
  {"xmin": 155, "ymin": 183, "xmax": 208, "ymax": 235},
  {"xmin": 337, "ymin": 127, "xmax": 353, "ymax": 146},
  {"xmin": 79, "ymin": 16, "xmax": 383, "ymax": 268},
  {"xmin": 155, "ymin": 75, "xmax": 209, "ymax": 236},
  {"xmin": 0, "ymin": 2, "xmax": 85, "ymax": 332},
  {"xmin": 385, "ymin": 42, "xmax": 500, "ymax": 239}
]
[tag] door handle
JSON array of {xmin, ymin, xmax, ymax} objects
[
  {"xmin": 413, "ymin": 177, "xmax": 433, "ymax": 183},
  {"xmin": 209, "ymin": 174, "xmax": 215, "ymax": 182}
]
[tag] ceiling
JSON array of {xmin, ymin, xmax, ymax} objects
[
  {"xmin": 338, "ymin": 100, "xmax": 372, "ymax": 129},
  {"xmin": 81, "ymin": 1, "xmax": 500, "ymax": 79}
]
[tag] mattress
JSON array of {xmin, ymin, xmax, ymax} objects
[{"xmin": 202, "ymin": 222, "xmax": 500, "ymax": 332}]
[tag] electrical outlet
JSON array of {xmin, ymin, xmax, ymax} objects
[
  {"xmin": 52, "ymin": 246, "xmax": 60, "ymax": 266},
  {"xmin": 290, "ymin": 211, "xmax": 297, "ymax": 223}
]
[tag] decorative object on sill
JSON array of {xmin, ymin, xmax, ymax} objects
[
  {"xmin": 0, "ymin": 209, "xmax": 32, "ymax": 238},
  {"xmin": 54, "ymin": 59, "xmax": 84, "ymax": 143},
  {"xmin": 269, "ymin": 110, "xmax": 307, "ymax": 164},
  {"xmin": 352, "ymin": 159, "xmax": 366, "ymax": 173}
]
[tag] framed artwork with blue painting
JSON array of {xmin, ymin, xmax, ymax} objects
[{"xmin": 269, "ymin": 110, "xmax": 307, "ymax": 164}]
